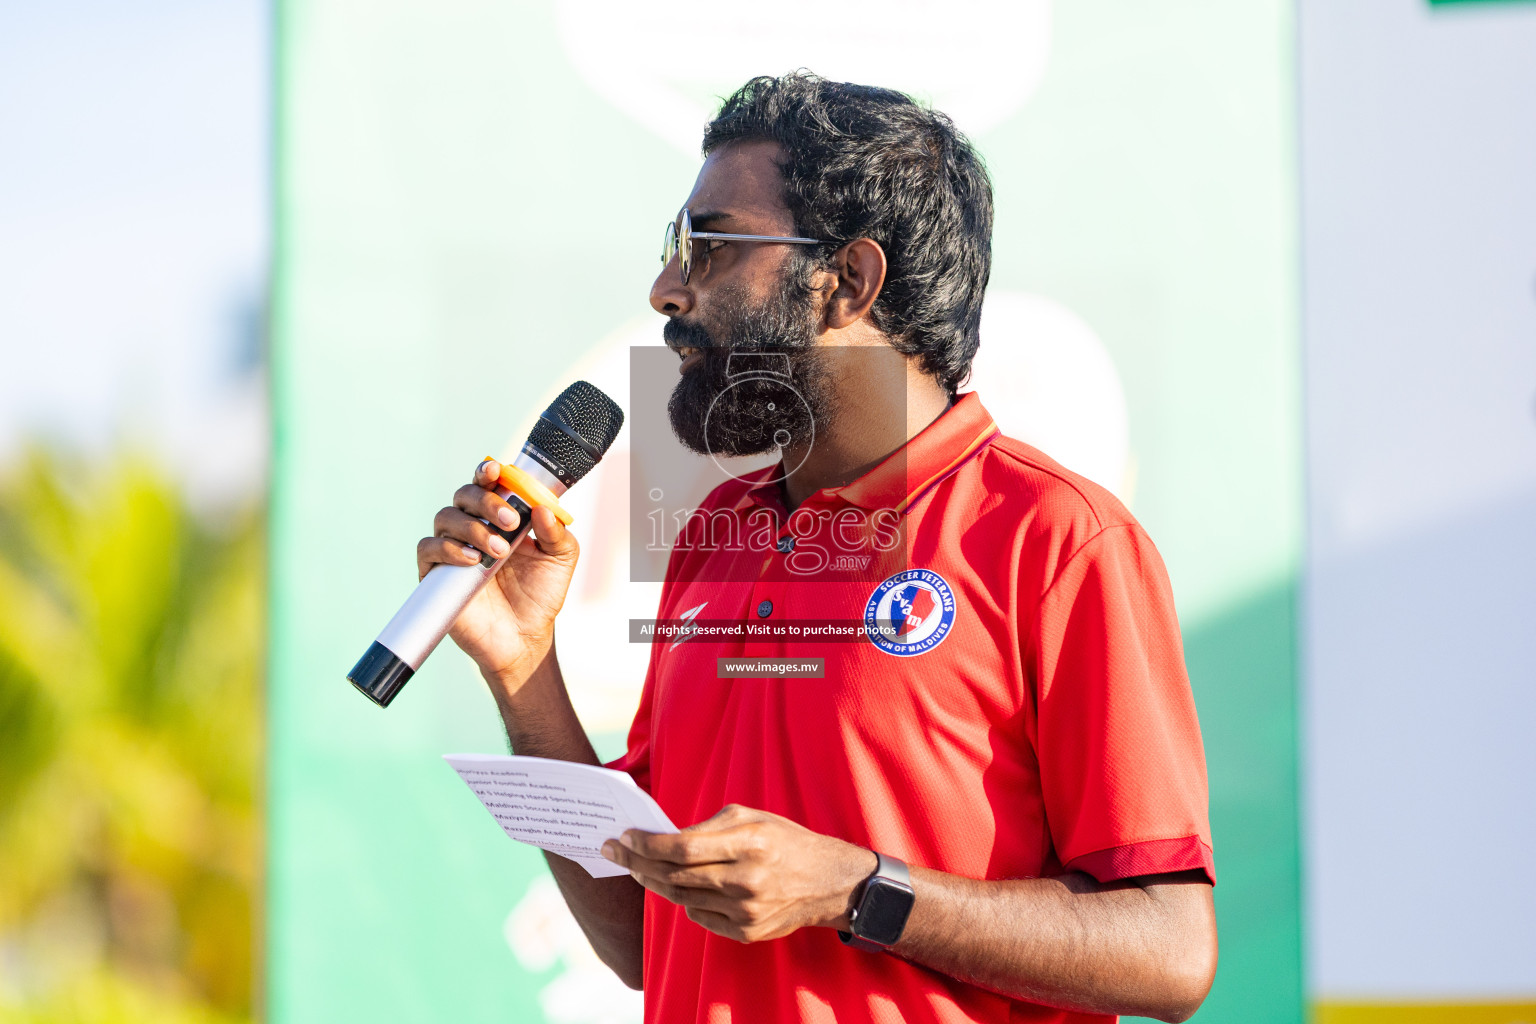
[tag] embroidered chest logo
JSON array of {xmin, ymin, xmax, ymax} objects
[
  {"xmin": 863, "ymin": 570, "xmax": 957, "ymax": 657},
  {"xmin": 670, "ymin": 601, "xmax": 708, "ymax": 650}
]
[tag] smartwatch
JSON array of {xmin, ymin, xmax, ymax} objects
[{"xmin": 838, "ymin": 852, "xmax": 915, "ymax": 952}]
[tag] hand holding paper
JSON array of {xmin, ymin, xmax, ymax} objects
[{"xmin": 445, "ymin": 753, "xmax": 677, "ymax": 878}]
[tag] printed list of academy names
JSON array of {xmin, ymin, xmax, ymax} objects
[{"xmin": 457, "ymin": 766, "xmax": 621, "ymax": 860}]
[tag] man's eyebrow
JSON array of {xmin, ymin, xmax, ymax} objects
[{"xmin": 689, "ymin": 210, "xmax": 737, "ymax": 230}]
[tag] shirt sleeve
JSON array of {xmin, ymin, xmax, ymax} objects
[{"xmin": 1030, "ymin": 523, "xmax": 1216, "ymax": 885}]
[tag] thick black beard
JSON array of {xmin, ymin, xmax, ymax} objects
[{"xmin": 664, "ymin": 275, "xmax": 830, "ymax": 462}]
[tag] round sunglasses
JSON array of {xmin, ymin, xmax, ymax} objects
[{"xmin": 661, "ymin": 208, "xmax": 823, "ymax": 285}]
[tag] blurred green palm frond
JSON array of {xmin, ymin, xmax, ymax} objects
[{"xmin": 0, "ymin": 448, "xmax": 261, "ymax": 1024}]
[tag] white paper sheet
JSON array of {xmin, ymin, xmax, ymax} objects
[{"xmin": 444, "ymin": 753, "xmax": 678, "ymax": 878}]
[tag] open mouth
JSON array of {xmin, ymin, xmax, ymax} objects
[{"xmin": 677, "ymin": 346, "xmax": 703, "ymax": 374}]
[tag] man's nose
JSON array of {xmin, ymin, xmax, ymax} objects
[{"xmin": 650, "ymin": 258, "xmax": 693, "ymax": 317}]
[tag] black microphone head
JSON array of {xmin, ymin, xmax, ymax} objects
[{"xmin": 523, "ymin": 381, "xmax": 625, "ymax": 486}]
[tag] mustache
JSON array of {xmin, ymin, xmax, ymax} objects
[{"xmin": 662, "ymin": 317, "xmax": 716, "ymax": 351}]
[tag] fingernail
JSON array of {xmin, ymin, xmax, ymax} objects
[
  {"xmin": 489, "ymin": 535, "xmax": 510, "ymax": 557},
  {"xmin": 463, "ymin": 544, "xmax": 480, "ymax": 560},
  {"xmin": 619, "ymin": 832, "xmax": 635, "ymax": 850},
  {"xmin": 601, "ymin": 841, "xmax": 617, "ymax": 861},
  {"xmin": 497, "ymin": 507, "xmax": 517, "ymax": 529}
]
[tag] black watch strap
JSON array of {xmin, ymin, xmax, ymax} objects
[{"xmin": 838, "ymin": 852, "xmax": 914, "ymax": 952}]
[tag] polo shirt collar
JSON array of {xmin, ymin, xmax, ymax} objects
[{"xmin": 733, "ymin": 392, "xmax": 999, "ymax": 517}]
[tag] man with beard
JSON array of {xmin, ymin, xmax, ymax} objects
[{"xmin": 418, "ymin": 74, "xmax": 1217, "ymax": 1023}]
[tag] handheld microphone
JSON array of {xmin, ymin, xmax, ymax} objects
[{"xmin": 347, "ymin": 381, "xmax": 625, "ymax": 707}]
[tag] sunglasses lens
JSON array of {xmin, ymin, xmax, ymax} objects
[
  {"xmin": 661, "ymin": 211, "xmax": 695, "ymax": 284},
  {"xmin": 662, "ymin": 221, "xmax": 677, "ymax": 265},
  {"xmin": 677, "ymin": 212, "xmax": 692, "ymax": 284}
]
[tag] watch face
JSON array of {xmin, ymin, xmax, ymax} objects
[{"xmin": 856, "ymin": 878, "xmax": 915, "ymax": 945}]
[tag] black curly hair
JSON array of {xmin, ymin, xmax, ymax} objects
[{"xmin": 703, "ymin": 72, "xmax": 994, "ymax": 394}]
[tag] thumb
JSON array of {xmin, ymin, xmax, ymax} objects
[{"xmin": 528, "ymin": 505, "xmax": 578, "ymax": 558}]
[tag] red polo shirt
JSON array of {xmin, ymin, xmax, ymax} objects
[{"xmin": 609, "ymin": 392, "xmax": 1213, "ymax": 1024}]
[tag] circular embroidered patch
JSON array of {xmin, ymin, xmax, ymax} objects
[{"xmin": 863, "ymin": 569, "xmax": 957, "ymax": 657}]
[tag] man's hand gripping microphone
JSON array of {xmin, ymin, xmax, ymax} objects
[{"xmin": 347, "ymin": 381, "xmax": 624, "ymax": 707}]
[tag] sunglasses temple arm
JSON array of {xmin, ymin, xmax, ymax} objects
[{"xmin": 688, "ymin": 232, "xmax": 823, "ymax": 244}]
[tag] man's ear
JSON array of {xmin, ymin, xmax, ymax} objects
[{"xmin": 823, "ymin": 238, "xmax": 887, "ymax": 329}]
